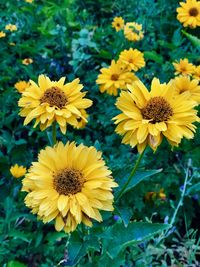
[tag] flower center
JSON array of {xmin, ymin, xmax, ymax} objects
[
  {"xmin": 53, "ymin": 168, "xmax": 84, "ymax": 195},
  {"xmin": 111, "ymin": 74, "xmax": 119, "ymax": 81},
  {"xmin": 141, "ymin": 96, "xmax": 173, "ymax": 123},
  {"xmin": 40, "ymin": 86, "xmax": 67, "ymax": 109},
  {"xmin": 129, "ymin": 58, "xmax": 133, "ymax": 63},
  {"xmin": 116, "ymin": 23, "xmax": 120, "ymax": 27},
  {"xmin": 189, "ymin": 7, "xmax": 198, "ymax": 17}
]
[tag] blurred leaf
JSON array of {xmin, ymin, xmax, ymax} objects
[
  {"xmin": 187, "ymin": 182, "xmax": 200, "ymax": 195},
  {"xmin": 144, "ymin": 51, "xmax": 163, "ymax": 64},
  {"xmin": 182, "ymin": 30, "xmax": 200, "ymax": 48},
  {"xmin": 7, "ymin": 261, "xmax": 27, "ymax": 267}
]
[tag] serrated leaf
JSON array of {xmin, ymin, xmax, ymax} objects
[
  {"xmin": 144, "ymin": 51, "xmax": 163, "ymax": 64},
  {"xmin": 100, "ymin": 222, "xmax": 169, "ymax": 258},
  {"xmin": 182, "ymin": 30, "xmax": 200, "ymax": 48}
]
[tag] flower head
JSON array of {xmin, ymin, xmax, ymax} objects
[
  {"xmin": 0, "ymin": 31, "xmax": 6, "ymax": 38},
  {"xmin": 18, "ymin": 75, "xmax": 92, "ymax": 134},
  {"xmin": 119, "ymin": 48, "xmax": 145, "ymax": 71},
  {"xmin": 10, "ymin": 164, "xmax": 26, "ymax": 178},
  {"xmin": 171, "ymin": 76, "xmax": 200, "ymax": 103},
  {"xmin": 96, "ymin": 60, "xmax": 138, "ymax": 96},
  {"xmin": 177, "ymin": 0, "xmax": 200, "ymax": 28},
  {"xmin": 124, "ymin": 22, "xmax": 144, "ymax": 42},
  {"xmin": 5, "ymin": 24, "xmax": 17, "ymax": 32},
  {"xmin": 22, "ymin": 58, "xmax": 33, "ymax": 65},
  {"xmin": 25, "ymin": 0, "xmax": 34, "ymax": 3},
  {"xmin": 173, "ymin": 58, "xmax": 195, "ymax": 76},
  {"xmin": 193, "ymin": 65, "xmax": 200, "ymax": 80},
  {"xmin": 22, "ymin": 142, "xmax": 118, "ymax": 233},
  {"xmin": 15, "ymin": 81, "xmax": 31, "ymax": 93},
  {"xmin": 113, "ymin": 78, "xmax": 199, "ymax": 153},
  {"xmin": 112, "ymin": 17, "xmax": 125, "ymax": 32}
]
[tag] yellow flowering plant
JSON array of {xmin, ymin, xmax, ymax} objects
[{"xmin": 2, "ymin": 0, "xmax": 200, "ymax": 265}]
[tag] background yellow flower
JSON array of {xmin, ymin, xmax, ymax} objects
[
  {"xmin": 173, "ymin": 58, "xmax": 195, "ymax": 75},
  {"xmin": 18, "ymin": 75, "xmax": 92, "ymax": 134},
  {"xmin": 112, "ymin": 17, "xmax": 125, "ymax": 31},
  {"xmin": 119, "ymin": 48, "xmax": 145, "ymax": 71},
  {"xmin": 14, "ymin": 81, "xmax": 31, "ymax": 93},
  {"xmin": 177, "ymin": 0, "xmax": 200, "ymax": 28},
  {"xmin": 0, "ymin": 31, "xmax": 6, "ymax": 38},
  {"xmin": 22, "ymin": 58, "xmax": 33, "ymax": 65},
  {"xmin": 172, "ymin": 75, "xmax": 200, "ymax": 103},
  {"xmin": 124, "ymin": 22, "xmax": 144, "ymax": 42},
  {"xmin": 96, "ymin": 60, "xmax": 138, "ymax": 95},
  {"xmin": 5, "ymin": 24, "xmax": 17, "ymax": 31},
  {"xmin": 10, "ymin": 164, "xmax": 26, "ymax": 178}
]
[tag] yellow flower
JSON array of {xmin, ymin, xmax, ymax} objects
[
  {"xmin": 10, "ymin": 164, "xmax": 26, "ymax": 178},
  {"xmin": 171, "ymin": 75, "xmax": 200, "ymax": 103},
  {"xmin": 18, "ymin": 75, "xmax": 92, "ymax": 134},
  {"xmin": 113, "ymin": 78, "xmax": 199, "ymax": 153},
  {"xmin": 119, "ymin": 48, "xmax": 145, "ymax": 71},
  {"xmin": 177, "ymin": 0, "xmax": 200, "ymax": 28},
  {"xmin": 5, "ymin": 24, "xmax": 17, "ymax": 32},
  {"xmin": 22, "ymin": 58, "xmax": 33, "ymax": 65},
  {"xmin": 14, "ymin": 81, "xmax": 31, "ymax": 93},
  {"xmin": 124, "ymin": 22, "xmax": 144, "ymax": 42},
  {"xmin": 25, "ymin": 0, "xmax": 34, "ymax": 2},
  {"xmin": 22, "ymin": 142, "xmax": 118, "ymax": 233},
  {"xmin": 0, "ymin": 31, "xmax": 6, "ymax": 38},
  {"xmin": 96, "ymin": 60, "xmax": 138, "ymax": 96},
  {"xmin": 193, "ymin": 65, "xmax": 200, "ymax": 80},
  {"xmin": 9, "ymin": 42, "xmax": 16, "ymax": 46},
  {"xmin": 173, "ymin": 58, "xmax": 195, "ymax": 76},
  {"xmin": 112, "ymin": 17, "xmax": 125, "ymax": 32}
]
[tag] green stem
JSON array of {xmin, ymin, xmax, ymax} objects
[
  {"xmin": 52, "ymin": 122, "xmax": 57, "ymax": 145},
  {"xmin": 156, "ymin": 167, "xmax": 190, "ymax": 244},
  {"xmin": 169, "ymin": 167, "xmax": 189, "ymax": 227},
  {"xmin": 116, "ymin": 149, "xmax": 146, "ymax": 201}
]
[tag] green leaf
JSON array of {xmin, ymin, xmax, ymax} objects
[
  {"xmin": 144, "ymin": 51, "xmax": 163, "ymax": 64},
  {"xmin": 100, "ymin": 222, "xmax": 169, "ymax": 258},
  {"xmin": 7, "ymin": 261, "xmax": 27, "ymax": 267},
  {"xmin": 172, "ymin": 28, "xmax": 183, "ymax": 47},
  {"xmin": 9, "ymin": 230, "xmax": 31, "ymax": 243},
  {"xmin": 182, "ymin": 30, "xmax": 200, "ymax": 48},
  {"xmin": 187, "ymin": 182, "xmax": 200, "ymax": 195},
  {"xmin": 115, "ymin": 169, "xmax": 163, "ymax": 196},
  {"xmin": 115, "ymin": 206, "xmax": 132, "ymax": 227}
]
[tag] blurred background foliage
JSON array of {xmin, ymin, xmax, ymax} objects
[{"xmin": 0, "ymin": 0, "xmax": 200, "ymax": 266}]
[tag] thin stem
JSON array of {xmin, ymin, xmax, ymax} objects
[
  {"xmin": 116, "ymin": 148, "xmax": 146, "ymax": 201},
  {"xmin": 156, "ymin": 166, "xmax": 190, "ymax": 244},
  {"xmin": 169, "ymin": 167, "xmax": 189, "ymax": 227},
  {"xmin": 52, "ymin": 122, "xmax": 57, "ymax": 145}
]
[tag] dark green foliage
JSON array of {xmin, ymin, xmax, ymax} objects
[{"xmin": 0, "ymin": 0, "xmax": 200, "ymax": 266}]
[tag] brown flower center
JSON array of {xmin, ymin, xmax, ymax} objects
[
  {"xmin": 53, "ymin": 168, "xmax": 84, "ymax": 195},
  {"xmin": 129, "ymin": 58, "xmax": 133, "ymax": 63},
  {"xmin": 40, "ymin": 86, "xmax": 67, "ymax": 109},
  {"xmin": 116, "ymin": 23, "xmax": 120, "ymax": 27},
  {"xmin": 141, "ymin": 96, "xmax": 173, "ymax": 123},
  {"xmin": 189, "ymin": 7, "xmax": 198, "ymax": 17},
  {"xmin": 111, "ymin": 74, "xmax": 119, "ymax": 81}
]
